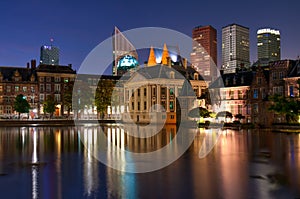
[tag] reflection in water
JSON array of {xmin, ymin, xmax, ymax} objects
[{"xmin": 0, "ymin": 126, "xmax": 300, "ymax": 198}]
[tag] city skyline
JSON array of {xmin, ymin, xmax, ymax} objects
[{"xmin": 0, "ymin": 1, "xmax": 299, "ymax": 72}]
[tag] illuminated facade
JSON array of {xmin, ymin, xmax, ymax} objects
[
  {"xmin": 0, "ymin": 64, "xmax": 38, "ymax": 117},
  {"xmin": 257, "ymin": 28, "xmax": 281, "ymax": 63},
  {"xmin": 40, "ymin": 45, "xmax": 60, "ymax": 65},
  {"xmin": 190, "ymin": 25, "xmax": 217, "ymax": 83},
  {"xmin": 222, "ymin": 24, "xmax": 250, "ymax": 74},
  {"xmin": 112, "ymin": 27, "xmax": 138, "ymax": 76}
]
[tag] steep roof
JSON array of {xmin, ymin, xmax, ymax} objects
[
  {"xmin": 209, "ymin": 71, "xmax": 253, "ymax": 89},
  {"xmin": 0, "ymin": 66, "xmax": 36, "ymax": 82},
  {"xmin": 36, "ymin": 64, "xmax": 76, "ymax": 74}
]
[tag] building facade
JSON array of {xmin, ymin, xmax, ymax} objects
[
  {"xmin": 0, "ymin": 66, "xmax": 38, "ymax": 117},
  {"xmin": 40, "ymin": 45, "xmax": 60, "ymax": 65},
  {"xmin": 257, "ymin": 28, "xmax": 281, "ymax": 64},
  {"xmin": 190, "ymin": 25, "xmax": 217, "ymax": 83},
  {"xmin": 222, "ymin": 24, "xmax": 250, "ymax": 74}
]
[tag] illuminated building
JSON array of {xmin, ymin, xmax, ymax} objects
[
  {"xmin": 190, "ymin": 25, "xmax": 217, "ymax": 83},
  {"xmin": 123, "ymin": 46, "xmax": 207, "ymax": 124},
  {"xmin": 40, "ymin": 44, "xmax": 60, "ymax": 65},
  {"xmin": 222, "ymin": 24, "xmax": 250, "ymax": 74},
  {"xmin": 257, "ymin": 28, "xmax": 281, "ymax": 64},
  {"xmin": 112, "ymin": 27, "xmax": 138, "ymax": 76},
  {"xmin": 0, "ymin": 61, "xmax": 38, "ymax": 117}
]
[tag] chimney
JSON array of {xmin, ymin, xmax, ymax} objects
[
  {"xmin": 31, "ymin": 59, "xmax": 36, "ymax": 69},
  {"xmin": 26, "ymin": 62, "xmax": 30, "ymax": 69},
  {"xmin": 68, "ymin": 64, "xmax": 72, "ymax": 68},
  {"xmin": 183, "ymin": 58, "xmax": 187, "ymax": 69}
]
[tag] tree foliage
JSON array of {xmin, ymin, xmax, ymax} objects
[
  {"xmin": 43, "ymin": 95, "xmax": 57, "ymax": 118},
  {"xmin": 269, "ymin": 94, "xmax": 300, "ymax": 123},
  {"xmin": 95, "ymin": 79, "xmax": 115, "ymax": 119},
  {"xmin": 63, "ymin": 81, "xmax": 74, "ymax": 117},
  {"xmin": 72, "ymin": 80, "xmax": 93, "ymax": 118},
  {"xmin": 14, "ymin": 94, "xmax": 30, "ymax": 118}
]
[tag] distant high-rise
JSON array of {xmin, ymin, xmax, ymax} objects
[
  {"xmin": 40, "ymin": 43, "xmax": 59, "ymax": 65},
  {"xmin": 190, "ymin": 25, "xmax": 217, "ymax": 82},
  {"xmin": 112, "ymin": 27, "xmax": 138, "ymax": 76},
  {"xmin": 222, "ymin": 24, "xmax": 250, "ymax": 74},
  {"xmin": 257, "ymin": 28, "xmax": 280, "ymax": 63}
]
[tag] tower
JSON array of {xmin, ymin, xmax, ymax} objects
[
  {"xmin": 112, "ymin": 27, "xmax": 138, "ymax": 76},
  {"xmin": 222, "ymin": 24, "xmax": 250, "ymax": 74},
  {"xmin": 257, "ymin": 28, "xmax": 280, "ymax": 63},
  {"xmin": 40, "ymin": 39, "xmax": 59, "ymax": 65},
  {"xmin": 190, "ymin": 25, "xmax": 217, "ymax": 82}
]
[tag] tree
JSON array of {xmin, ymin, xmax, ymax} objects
[
  {"xmin": 43, "ymin": 95, "xmax": 57, "ymax": 118},
  {"xmin": 269, "ymin": 94, "xmax": 300, "ymax": 123},
  {"xmin": 188, "ymin": 107, "xmax": 212, "ymax": 118},
  {"xmin": 14, "ymin": 94, "xmax": 30, "ymax": 119},
  {"xmin": 63, "ymin": 81, "xmax": 74, "ymax": 117},
  {"xmin": 235, "ymin": 113, "xmax": 245, "ymax": 121},
  {"xmin": 95, "ymin": 79, "xmax": 115, "ymax": 119}
]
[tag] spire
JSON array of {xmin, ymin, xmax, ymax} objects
[
  {"xmin": 161, "ymin": 43, "xmax": 169, "ymax": 65},
  {"xmin": 147, "ymin": 46, "xmax": 157, "ymax": 67}
]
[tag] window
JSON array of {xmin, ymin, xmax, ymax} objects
[
  {"xmin": 253, "ymin": 103, "xmax": 258, "ymax": 114},
  {"xmin": 170, "ymin": 88, "xmax": 174, "ymax": 95},
  {"xmin": 40, "ymin": 84, "xmax": 44, "ymax": 92},
  {"xmin": 46, "ymin": 77, "xmax": 51, "ymax": 82},
  {"xmin": 161, "ymin": 87, "xmax": 166, "ymax": 96},
  {"xmin": 131, "ymin": 102, "xmax": 134, "ymax": 110},
  {"xmin": 194, "ymin": 73, "xmax": 198, "ymax": 80},
  {"xmin": 40, "ymin": 77, "xmax": 44, "ymax": 82},
  {"xmin": 238, "ymin": 105, "xmax": 243, "ymax": 114},
  {"xmin": 253, "ymin": 89, "xmax": 258, "ymax": 99},
  {"xmin": 238, "ymin": 90, "xmax": 243, "ymax": 99},
  {"xmin": 0, "ymin": 86, "xmax": 2, "ymax": 92},
  {"xmin": 15, "ymin": 86, "xmax": 19, "ymax": 92},
  {"xmin": 272, "ymin": 72, "xmax": 277, "ymax": 80},
  {"xmin": 54, "ymin": 94, "xmax": 60, "ymax": 102},
  {"xmin": 46, "ymin": 84, "xmax": 51, "ymax": 92},
  {"xmin": 55, "ymin": 84, "xmax": 61, "ymax": 92},
  {"xmin": 23, "ymin": 86, "xmax": 27, "ymax": 92},
  {"xmin": 152, "ymin": 87, "xmax": 156, "ymax": 96},
  {"xmin": 289, "ymin": 85, "xmax": 294, "ymax": 97},
  {"xmin": 229, "ymin": 90, "xmax": 234, "ymax": 99},
  {"xmin": 170, "ymin": 101, "xmax": 174, "ymax": 111},
  {"xmin": 137, "ymin": 102, "xmax": 140, "ymax": 111},
  {"xmin": 170, "ymin": 115, "xmax": 175, "ymax": 119},
  {"xmin": 279, "ymin": 72, "xmax": 283, "ymax": 79},
  {"xmin": 64, "ymin": 78, "xmax": 69, "ymax": 83},
  {"xmin": 144, "ymin": 88, "xmax": 147, "ymax": 96},
  {"xmin": 55, "ymin": 77, "xmax": 61, "ymax": 82},
  {"xmin": 40, "ymin": 94, "xmax": 44, "ymax": 102},
  {"xmin": 31, "ymin": 86, "xmax": 35, "ymax": 93},
  {"xmin": 144, "ymin": 101, "xmax": 147, "ymax": 110},
  {"xmin": 137, "ymin": 89, "xmax": 140, "ymax": 97},
  {"xmin": 257, "ymin": 77, "xmax": 262, "ymax": 85}
]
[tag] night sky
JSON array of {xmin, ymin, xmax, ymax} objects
[{"xmin": 1, "ymin": 0, "xmax": 299, "ymax": 73}]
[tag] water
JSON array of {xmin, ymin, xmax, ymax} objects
[{"xmin": 0, "ymin": 125, "xmax": 299, "ymax": 199}]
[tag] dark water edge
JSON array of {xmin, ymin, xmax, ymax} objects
[{"xmin": 0, "ymin": 126, "xmax": 299, "ymax": 199}]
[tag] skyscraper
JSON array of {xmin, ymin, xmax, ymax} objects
[
  {"xmin": 222, "ymin": 24, "xmax": 250, "ymax": 74},
  {"xmin": 257, "ymin": 28, "xmax": 280, "ymax": 63},
  {"xmin": 112, "ymin": 27, "xmax": 138, "ymax": 76},
  {"xmin": 40, "ymin": 44, "xmax": 59, "ymax": 65},
  {"xmin": 190, "ymin": 25, "xmax": 217, "ymax": 82}
]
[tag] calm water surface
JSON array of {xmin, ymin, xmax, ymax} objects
[{"xmin": 0, "ymin": 124, "xmax": 299, "ymax": 199}]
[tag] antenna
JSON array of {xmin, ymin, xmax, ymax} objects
[{"xmin": 50, "ymin": 38, "xmax": 54, "ymax": 46}]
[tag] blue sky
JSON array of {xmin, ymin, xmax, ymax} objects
[{"xmin": 0, "ymin": 0, "xmax": 299, "ymax": 73}]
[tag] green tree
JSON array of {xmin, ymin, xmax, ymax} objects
[
  {"xmin": 14, "ymin": 94, "xmax": 30, "ymax": 119},
  {"xmin": 63, "ymin": 81, "xmax": 74, "ymax": 117},
  {"xmin": 95, "ymin": 79, "xmax": 115, "ymax": 119},
  {"xmin": 269, "ymin": 94, "xmax": 300, "ymax": 123},
  {"xmin": 43, "ymin": 95, "xmax": 57, "ymax": 118}
]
